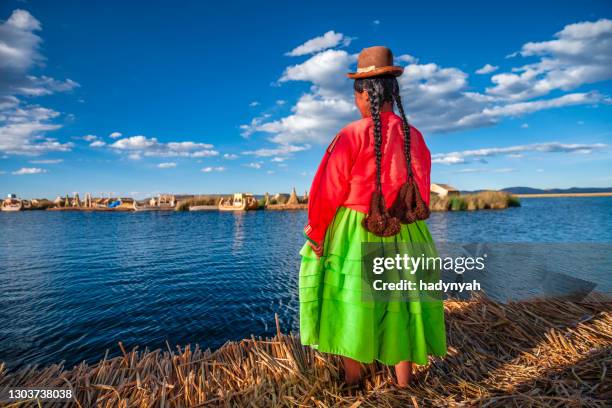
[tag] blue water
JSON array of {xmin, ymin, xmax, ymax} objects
[{"xmin": 0, "ymin": 197, "xmax": 610, "ymax": 369}]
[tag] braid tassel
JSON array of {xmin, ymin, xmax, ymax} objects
[{"xmin": 362, "ymin": 190, "xmax": 401, "ymax": 237}]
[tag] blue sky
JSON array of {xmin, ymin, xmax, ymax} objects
[{"xmin": 1, "ymin": 0, "xmax": 611, "ymax": 199}]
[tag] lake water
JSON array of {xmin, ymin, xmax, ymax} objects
[{"xmin": 1, "ymin": 197, "xmax": 610, "ymax": 369}]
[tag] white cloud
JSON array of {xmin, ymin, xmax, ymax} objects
[
  {"xmin": 240, "ymin": 113, "xmax": 271, "ymax": 138},
  {"xmin": 242, "ymin": 18, "xmax": 611, "ymax": 148},
  {"xmin": 456, "ymin": 167, "xmax": 516, "ymax": 173},
  {"xmin": 521, "ymin": 123, "xmax": 529, "ymax": 128},
  {"xmin": 82, "ymin": 134, "xmax": 97, "ymax": 142},
  {"xmin": 0, "ymin": 9, "xmax": 78, "ymax": 156},
  {"xmin": 432, "ymin": 141, "xmax": 607, "ymax": 165},
  {"xmin": 244, "ymin": 162, "xmax": 262, "ymax": 169},
  {"xmin": 223, "ymin": 153, "xmax": 238, "ymax": 160},
  {"xmin": 487, "ymin": 19, "xmax": 612, "ymax": 100},
  {"xmin": 475, "ymin": 64, "xmax": 499, "ymax": 74},
  {"xmin": 12, "ymin": 166, "xmax": 46, "ymax": 175},
  {"xmin": 157, "ymin": 162, "xmax": 176, "ymax": 168},
  {"xmin": 285, "ymin": 30, "xmax": 351, "ymax": 57},
  {"xmin": 245, "ymin": 94, "xmax": 356, "ymax": 144},
  {"xmin": 0, "ymin": 10, "xmax": 42, "ymax": 73},
  {"xmin": 279, "ymin": 49, "xmax": 354, "ymax": 96},
  {"xmin": 396, "ymin": 54, "xmax": 418, "ymax": 64},
  {"xmin": 249, "ymin": 101, "xmax": 260, "ymax": 107},
  {"xmin": 110, "ymin": 135, "xmax": 218, "ymax": 158},
  {"xmin": 276, "ymin": 99, "xmax": 286, "ymax": 105},
  {"xmin": 243, "ymin": 144, "xmax": 309, "ymax": 157},
  {"xmin": 109, "ymin": 131, "xmax": 122, "ymax": 139},
  {"xmin": 0, "ymin": 105, "xmax": 73, "ymax": 155},
  {"xmin": 450, "ymin": 92, "xmax": 602, "ymax": 131},
  {"xmin": 201, "ymin": 166, "xmax": 225, "ymax": 172},
  {"xmin": 14, "ymin": 76, "xmax": 78, "ymax": 96},
  {"xmin": 112, "ymin": 135, "xmax": 156, "ymax": 150},
  {"xmin": 89, "ymin": 140, "xmax": 106, "ymax": 147},
  {"xmin": 0, "ymin": 10, "xmax": 79, "ymax": 95},
  {"xmin": 29, "ymin": 158, "xmax": 62, "ymax": 164}
]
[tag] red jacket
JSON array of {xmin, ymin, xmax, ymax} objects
[{"xmin": 304, "ymin": 111, "xmax": 431, "ymax": 245}]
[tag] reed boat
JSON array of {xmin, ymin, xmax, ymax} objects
[
  {"xmin": 1, "ymin": 198, "xmax": 23, "ymax": 212},
  {"xmin": 133, "ymin": 194, "xmax": 176, "ymax": 211},
  {"xmin": 218, "ymin": 193, "xmax": 258, "ymax": 211}
]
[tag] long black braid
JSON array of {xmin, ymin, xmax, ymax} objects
[
  {"xmin": 354, "ymin": 76, "xmax": 411, "ymax": 189},
  {"xmin": 392, "ymin": 81, "xmax": 412, "ymax": 177}
]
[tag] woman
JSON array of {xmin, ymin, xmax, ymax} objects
[{"xmin": 299, "ymin": 46, "xmax": 446, "ymax": 387}]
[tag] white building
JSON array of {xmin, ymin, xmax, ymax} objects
[{"xmin": 431, "ymin": 183, "xmax": 460, "ymax": 197}]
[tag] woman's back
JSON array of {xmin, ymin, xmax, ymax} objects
[
  {"xmin": 304, "ymin": 110, "xmax": 431, "ymax": 244},
  {"xmin": 341, "ymin": 111, "xmax": 431, "ymax": 214}
]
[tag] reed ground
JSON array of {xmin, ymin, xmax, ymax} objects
[{"xmin": 1, "ymin": 294, "xmax": 609, "ymax": 407}]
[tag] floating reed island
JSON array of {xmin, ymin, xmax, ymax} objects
[
  {"xmin": 430, "ymin": 190, "xmax": 521, "ymax": 212},
  {"xmin": 4, "ymin": 187, "xmax": 521, "ymax": 213},
  {"xmin": 1, "ymin": 294, "xmax": 609, "ymax": 407}
]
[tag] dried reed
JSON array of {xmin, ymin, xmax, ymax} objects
[{"xmin": 1, "ymin": 294, "xmax": 609, "ymax": 407}]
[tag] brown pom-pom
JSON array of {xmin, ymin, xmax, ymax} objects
[
  {"xmin": 362, "ymin": 191, "xmax": 401, "ymax": 237},
  {"xmin": 389, "ymin": 183, "xmax": 408, "ymax": 219},
  {"xmin": 389, "ymin": 176, "xmax": 430, "ymax": 224},
  {"xmin": 413, "ymin": 187, "xmax": 430, "ymax": 220},
  {"xmin": 382, "ymin": 215, "xmax": 401, "ymax": 236}
]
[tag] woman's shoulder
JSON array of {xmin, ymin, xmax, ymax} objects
[
  {"xmin": 324, "ymin": 117, "xmax": 371, "ymax": 154},
  {"xmin": 340, "ymin": 116, "xmax": 372, "ymax": 136},
  {"xmin": 409, "ymin": 124, "xmax": 425, "ymax": 140}
]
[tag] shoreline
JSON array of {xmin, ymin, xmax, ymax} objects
[
  {"xmin": 1, "ymin": 294, "xmax": 609, "ymax": 406},
  {"xmin": 4, "ymin": 192, "xmax": 612, "ymax": 214},
  {"xmin": 516, "ymin": 192, "xmax": 612, "ymax": 198}
]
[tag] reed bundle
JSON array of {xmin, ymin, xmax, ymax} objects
[
  {"xmin": 1, "ymin": 294, "xmax": 609, "ymax": 407},
  {"xmin": 430, "ymin": 191, "xmax": 520, "ymax": 212}
]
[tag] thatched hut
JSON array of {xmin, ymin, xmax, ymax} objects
[{"xmin": 287, "ymin": 188, "xmax": 300, "ymax": 205}]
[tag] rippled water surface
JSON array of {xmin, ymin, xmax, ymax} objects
[{"xmin": 1, "ymin": 197, "xmax": 610, "ymax": 368}]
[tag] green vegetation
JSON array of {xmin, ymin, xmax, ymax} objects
[
  {"xmin": 449, "ymin": 197, "xmax": 467, "ymax": 211},
  {"xmin": 430, "ymin": 191, "xmax": 520, "ymax": 212},
  {"xmin": 506, "ymin": 194, "xmax": 521, "ymax": 207}
]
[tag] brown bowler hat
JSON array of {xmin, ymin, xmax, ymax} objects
[{"xmin": 347, "ymin": 46, "xmax": 403, "ymax": 79}]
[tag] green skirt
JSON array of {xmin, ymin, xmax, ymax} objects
[{"xmin": 299, "ymin": 207, "xmax": 447, "ymax": 366}]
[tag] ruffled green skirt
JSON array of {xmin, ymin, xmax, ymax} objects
[{"xmin": 299, "ymin": 207, "xmax": 447, "ymax": 366}]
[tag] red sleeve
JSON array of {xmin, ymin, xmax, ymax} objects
[
  {"xmin": 304, "ymin": 131, "xmax": 357, "ymax": 245},
  {"xmin": 410, "ymin": 127, "xmax": 431, "ymax": 206}
]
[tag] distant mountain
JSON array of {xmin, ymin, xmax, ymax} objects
[
  {"xmin": 501, "ymin": 186, "xmax": 612, "ymax": 194},
  {"xmin": 457, "ymin": 187, "xmax": 612, "ymax": 195}
]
